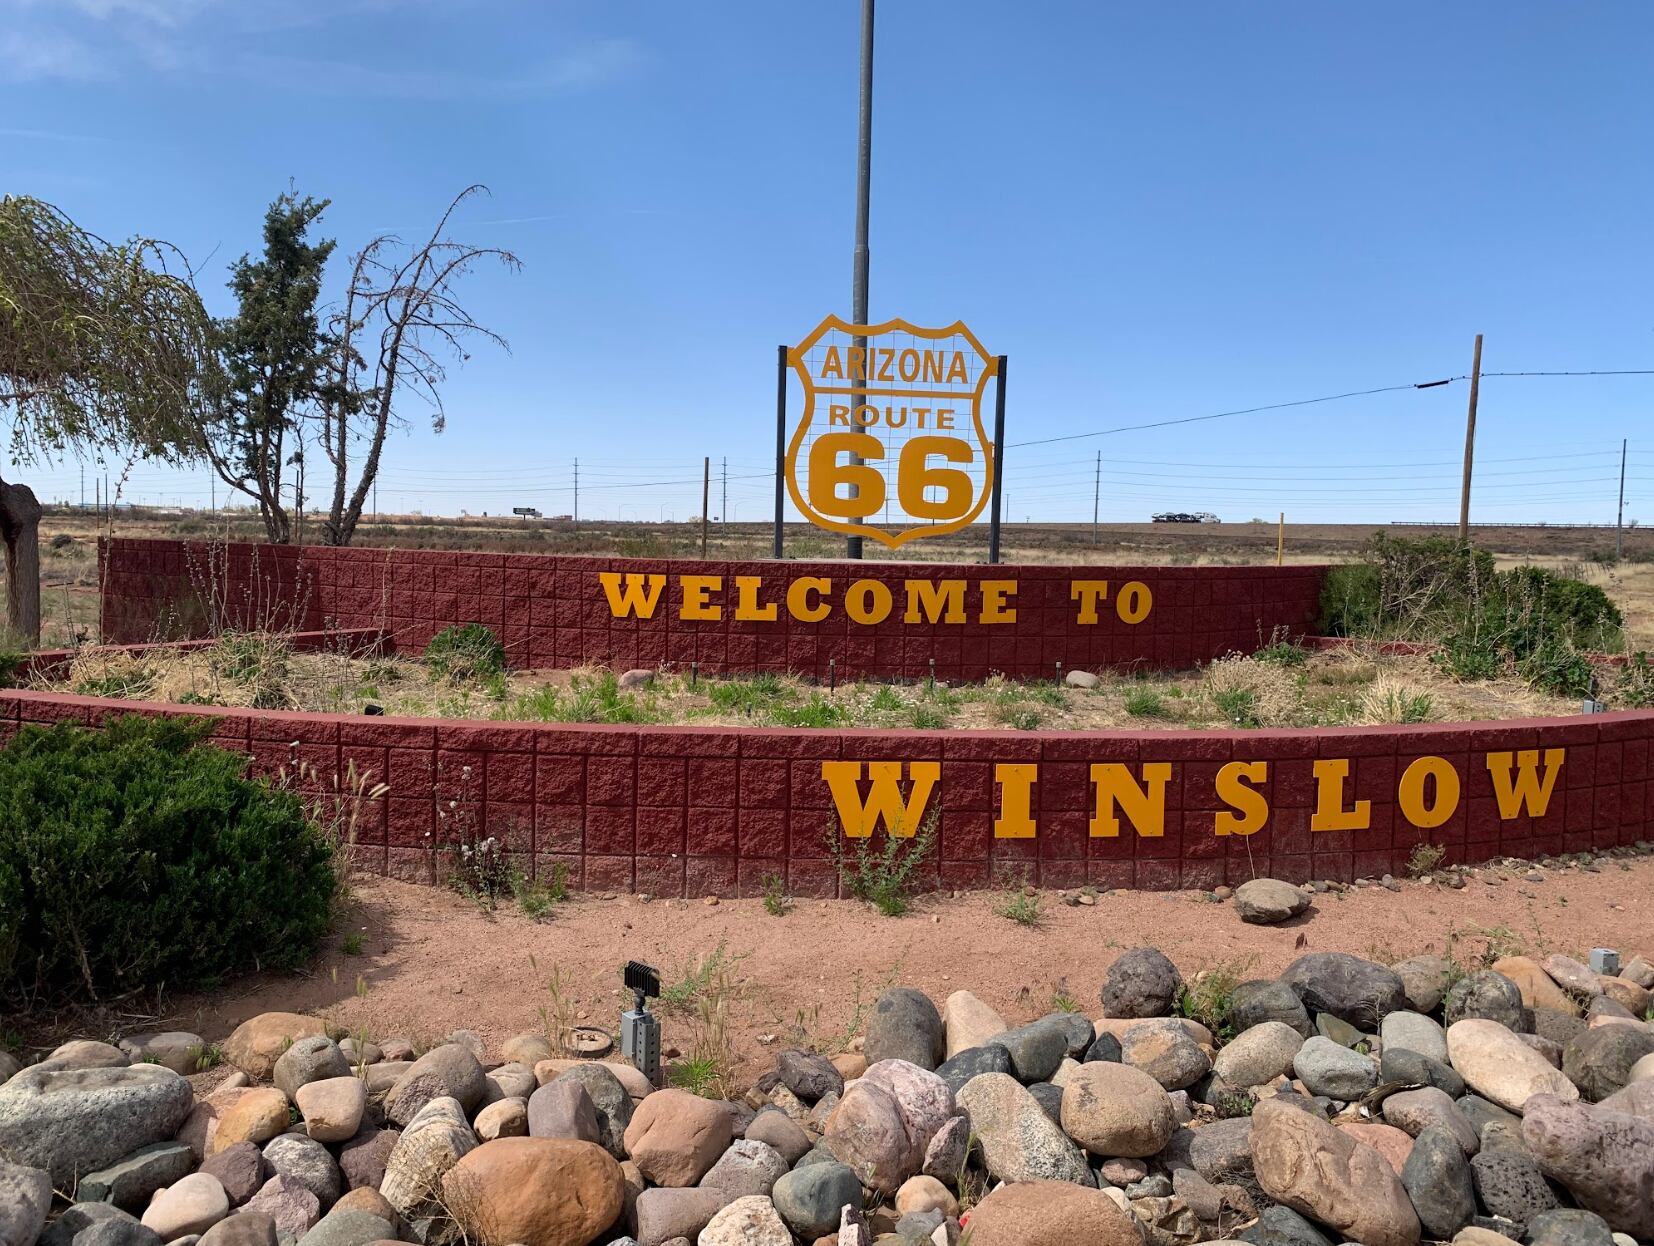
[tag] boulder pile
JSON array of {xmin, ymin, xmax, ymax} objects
[{"xmin": 3, "ymin": 942, "xmax": 1653, "ymax": 1246}]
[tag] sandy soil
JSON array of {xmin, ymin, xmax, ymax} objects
[{"xmin": 128, "ymin": 856, "xmax": 1654, "ymax": 1092}]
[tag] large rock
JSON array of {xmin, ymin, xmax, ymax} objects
[
  {"xmin": 38, "ymin": 1203, "xmax": 162, "ymax": 1246},
  {"xmin": 210, "ymin": 1088, "xmax": 291, "ymax": 1155},
  {"xmin": 1401, "ymin": 1125, "xmax": 1476, "ymax": 1240},
  {"xmin": 262, "ymin": 1133, "xmax": 341, "ymax": 1212},
  {"xmin": 942, "ymin": 991, "xmax": 1008, "ymax": 1059},
  {"xmin": 337, "ymin": 1127, "xmax": 397, "ymax": 1192},
  {"xmin": 1383, "ymin": 1086, "xmax": 1480, "ymax": 1154},
  {"xmin": 199, "ymin": 1141, "xmax": 267, "ymax": 1207},
  {"xmin": 1103, "ymin": 948, "xmax": 1182, "ymax": 1018},
  {"xmin": 139, "ymin": 1172, "xmax": 230, "ymax": 1239},
  {"xmin": 273, "ymin": 1037, "xmax": 351, "ymax": 1101},
  {"xmin": 964, "ymin": 1180, "xmax": 1146, "ymax": 1246},
  {"xmin": 1382, "ymin": 1047, "xmax": 1466, "ymax": 1098},
  {"xmin": 1447, "ymin": 1020, "xmax": 1579, "ymax": 1114},
  {"xmin": 744, "ymin": 1109, "xmax": 810, "ymax": 1164},
  {"xmin": 1238, "ymin": 1205, "xmax": 1333, "ymax": 1246},
  {"xmin": 1600, "ymin": 1077, "xmax": 1654, "ymax": 1121},
  {"xmin": 528, "ymin": 1079, "xmax": 601, "ymax": 1145},
  {"xmin": 922, "ymin": 1113, "xmax": 970, "ymax": 1182},
  {"xmin": 0, "ymin": 1158, "xmax": 51, "ymax": 1246},
  {"xmin": 1120, "ymin": 1020, "xmax": 1211, "ymax": 1091},
  {"xmin": 1280, "ymin": 953, "xmax": 1407, "ymax": 1029},
  {"xmin": 553, "ymin": 1063, "xmax": 635, "ymax": 1158},
  {"xmin": 864, "ymin": 988, "xmax": 945, "ymax": 1071},
  {"xmin": 223, "ymin": 1014, "xmax": 328, "ymax": 1081},
  {"xmin": 1248, "ymin": 1098, "xmax": 1420, "ymax": 1246},
  {"xmin": 241, "ymin": 1175, "xmax": 321, "ymax": 1236},
  {"xmin": 1392, "ymin": 956, "xmax": 1457, "ymax": 1015},
  {"xmin": 1338, "ymin": 1121, "xmax": 1414, "ymax": 1174},
  {"xmin": 1521, "ymin": 1093, "xmax": 1654, "ymax": 1238},
  {"xmin": 36, "ymin": 1040, "xmax": 127, "ymax": 1074},
  {"xmin": 823, "ymin": 1061, "xmax": 952, "ymax": 1195},
  {"xmin": 117, "ymin": 1033, "xmax": 206, "ymax": 1077},
  {"xmin": 1562, "ymin": 1026, "xmax": 1654, "ymax": 1103},
  {"xmin": 0, "ymin": 1064, "xmax": 195, "ymax": 1187},
  {"xmin": 776, "ymin": 1049, "xmax": 843, "ymax": 1103},
  {"xmin": 1213, "ymin": 1022, "xmax": 1304, "ymax": 1088},
  {"xmin": 698, "ymin": 1138, "xmax": 787, "ymax": 1199},
  {"xmin": 956, "ymin": 1071, "xmax": 1092, "ymax": 1186},
  {"xmin": 440, "ymin": 1136, "xmax": 624, "ymax": 1246},
  {"xmin": 1189, "ymin": 1116, "xmax": 1253, "ymax": 1183},
  {"xmin": 1060, "ymin": 1062, "xmax": 1176, "ymax": 1158},
  {"xmin": 1234, "ymin": 879, "xmax": 1310, "ymax": 924},
  {"xmin": 698, "ymin": 1195, "xmax": 791, "ymax": 1246},
  {"xmin": 1524, "ymin": 1209, "xmax": 1615, "ymax": 1246},
  {"xmin": 989, "ymin": 1017, "xmax": 1071, "ymax": 1084},
  {"xmin": 1447, "ymin": 971, "xmax": 1531, "ymax": 1031},
  {"xmin": 1493, "ymin": 958, "xmax": 1578, "ymax": 1016},
  {"xmin": 1228, "ymin": 980, "xmax": 1312, "ymax": 1038},
  {"xmin": 294, "ymin": 1078, "xmax": 365, "ymax": 1144},
  {"xmin": 294, "ymin": 1207, "xmax": 392, "ymax": 1246},
  {"xmin": 634, "ymin": 1187, "xmax": 725, "ymax": 1246},
  {"xmin": 772, "ymin": 1161, "xmax": 862, "ymax": 1241},
  {"xmin": 1381, "ymin": 1011, "xmax": 1449, "ymax": 1064},
  {"xmin": 936, "ymin": 1044, "xmax": 1014, "ymax": 1095},
  {"xmin": 76, "ymin": 1141, "xmax": 195, "ymax": 1210},
  {"xmin": 379, "ymin": 1096, "xmax": 476, "ymax": 1221},
  {"xmin": 1542, "ymin": 955, "xmax": 1603, "ymax": 999},
  {"xmin": 1293, "ymin": 1035, "xmax": 1378, "ymax": 1101},
  {"xmin": 624, "ymin": 1089, "xmax": 732, "ymax": 1187},
  {"xmin": 384, "ymin": 1044, "xmax": 486, "ymax": 1127},
  {"xmin": 1469, "ymin": 1149, "xmax": 1558, "ymax": 1232}
]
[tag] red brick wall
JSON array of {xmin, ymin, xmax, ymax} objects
[
  {"xmin": 98, "ymin": 538, "xmax": 1325, "ymax": 681},
  {"xmin": 4, "ymin": 689, "xmax": 1647, "ymax": 897}
]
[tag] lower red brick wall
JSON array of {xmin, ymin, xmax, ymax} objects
[
  {"xmin": 3, "ymin": 690, "xmax": 1648, "ymax": 897},
  {"xmin": 97, "ymin": 538, "xmax": 1325, "ymax": 681}
]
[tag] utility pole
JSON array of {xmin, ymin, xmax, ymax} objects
[
  {"xmin": 701, "ymin": 457, "xmax": 711, "ymax": 556},
  {"xmin": 79, "ymin": 464, "xmax": 84, "ymax": 509},
  {"xmin": 1616, "ymin": 437, "xmax": 1628, "ymax": 561},
  {"xmin": 721, "ymin": 456, "xmax": 727, "ymax": 525},
  {"xmin": 846, "ymin": 0, "xmax": 874, "ymax": 561},
  {"xmin": 1092, "ymin": 451, "xmax": 1100, "ymax": 545},
  {"xmin": 573, "ymin": 459, "xmax": 580, "ymax": 529},
  {"xmin": 1458, "ymin": 333, "xmax": 1483, "ymax": 544}
]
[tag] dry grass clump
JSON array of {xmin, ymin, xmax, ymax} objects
[
  {"xmin": 1356, "ymin": 676, "xmax": 1438, "ymax": 725},
  {"xmin": 1202, "ymin": 653, "xmax": 1302, "ymax": 727},
  {"xmin": 64, "ymin": 632, "xmax": 297, "ymax": 708}
]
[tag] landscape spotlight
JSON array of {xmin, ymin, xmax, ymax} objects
[{"xmin": 622, "ymin": 960, "xmax": 662, "ymax": 1089}]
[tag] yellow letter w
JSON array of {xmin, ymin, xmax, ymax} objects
[
  {"xmin": 599, "ymin": 572, "xmax": 666, "ymax": 619},
  {"xmin": 822, "ymin": 761, "xmax": 941, "ymax": 839}
]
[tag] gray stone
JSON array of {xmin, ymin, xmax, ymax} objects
[
  {"xmin": 199, "ymin": 1141, "xmax": 267, "ymax": 1207},
  {"xmin": 955, "ymin": 1071, "xmax": 1092, "ymax": 1186},
  {"xmin": 1047, "ymin": 1011, "xmax": 1096, "ymax": 1058},
  {"xmin": 1519, "ymin": 1034, "xmax": 1565, "ymax": 1068},
  {"xmin": 526, "ymin": 1079, "xmax": 599, "ymax": 1144},
  {"xmin": 1120, "ymin": 1019, "xmax": 1212, "ymax": 1091},
  {"xmin": 1393, "ymin": 956, "xmax": 1457, "ymax": 1015},
  {"xmin": 241, "ymin": 1174, "xmax": 321, "ymax": 1236},
  {"xmin": 894, "ymin": 1208, "xmax": 944, "ymax": 1243},
  {"xmin": 921, "ymin": 1114, "xmax": 969, "ymax": 1182},
  {"xmin": 772, "ymin": 1161, "xmax": 863, "ymax": 1240},
  {"xmin": 0, "ymin": 1157, "xmax": 51, "ymax": 1246},
  {"xmin": 1189, "ymin": 1116, "xmax": 1253, "ymax": 1183},
  {"xmin": 1083, "ymin": 1032, "xmax": 1124, "ymax": 1063},
  {"xmin": 1459, "ymin": 1095, "xmax": 1522, "ymax": 1139},
  {"xmin": 1586, "ymin": 996, "xmax": 1636, "ymax": 1022},
  {"xmin": 1383, "ymin": 1086, "xmax": 1480, "ymax": 1154},
  {"xmin": 1125, "ymin": 1173, "xmax": 1173, "ymax": 1198},
  {"xmin": 552, "ymin": 1062, "xmax": 634, "ymax": 1159},
  {"xmin": 1292, "ymin": 1035, "xmax": 1378, "ymax": 1101},
  {"xmin": 293, "ymin": 1210, "xmax": 392, "ymax": 1246},
  {"xmin": 776, "ymin": 1049, "xmax": 843, "ymax": 1103},
  {"xmin": 1238, "ymin": 1205, "xmax": 1334, "ymax": 1246},
  {"xmin": 1402, "ymin": 1125, "xmax": 1477, "ymax": 1239},
  {"xmin": 39, "ymin": 1205, "xmax": 160, "ymax": 1246},
  {"xmin": 262, "ymin": 1134, "xmax": 341, "ymax": 1212},
  {"xmin": 198, "ymin": 1216, "xmax": 277, "ymax": 1246},
  {"xmin": 864, "ymin": 988, "xmax": 945, "ymax": 1071},
  {"xmin": 1446, "ymin": 972, "xmax": 1529, "ymax": 1032},
  {"xmin": 1530, "ymin": 1009, "xmax": 1587, "ymax": 1050},
  {"xmin": 1229, "ymin": 980, "xmax": 1313, "ymax": 1038},
  {"xmin": 1234, "ymin": 879, "xmax": 1311, "ymax": 924},
  {"xmin": 988, "ymin": 1017, "xmax": 1070, "ymax": 1084},
  {"xmin": 36, "ymin": 1041, "xmax": 128, "ymax": 1075},
  {"xmin": 744, "ymin": 1108, "xmax": 811, "ymax": 1165},
  {"xmin": 1383, "ymin": 1047, "xmax": 1466, "ymax": 1098},
  {"xmin": 1470, "ymin": 1150, "xmax": 1558, "ymax": 1233},
  {"xmin": 1524, "ymin": 1210, "xmax": 1615, "ymax": 1246},
  {"xmin": 383, "ymin": 1044, "xmax": 485, "ymax": 1127},
  {"xmin": 0, "ymin": 1064, "xmax": 195, "ymax": 1187},
  {"xmin": 633, "ymin": 1188, "xmax": 724, "ymax": 1246},
  {"xmin": 379, "ymin": 1097, "xmax": 474, "ymax": 1223},
  {"xmin": 1522, "ymin": 1092, "xmax": 1654, "ymax": 1238},
  {"xmin": 1213, "ymin": 1022, "xmax": 1303, "ymax": 1088},
  {"xmin": 272, "ymin": 1038, "xmax": 350, "ymax": 1101},
  {"xmin": 335, "ymin": 1128, "xmax": 396, "ymax": 1192},
  {"xmin": 1482, "ymin": 1119, "xmax": 1530, "ymax": 1156},
  {"xmin": 1280, "ymin": 952, "xmax": 1407, "ymax": 1029},
  {"xmin": 1562, "ymin": 1026, "xmax": 1654, "ymax": 1102},
  {"xmin": 1103, "ymin": 948, "xmax": 1182, "ymax": 1018},
  {"xmin": 1314, "ymin": 1012, "xmax": 1365, "ymax": 1048},
  {"xmin": 117, "ymin": 1034, "xmax": 207, "ymax": 1077},
  {"xmin": 1027, "ymin": 1081, "xmax": 1063, "ymax": 1124},
  {"xmin": 1066, "ymin": 669, "xmax": 1101, "ymax": 689},
  {"xmin": 699, "ymin": 1138, "xmax": 788, "ymax": 1199},
  {"xmin": 76, "ymin": 1141, "xmax": 195, "ymax": 1210},
  {"xmin": 1382, "ymin": 1011, "xmax": 1450, "ymax": 1064},
  {"xmin": 935, "ymin": 1045, "xmax": 1013, "ymax": 1096}
]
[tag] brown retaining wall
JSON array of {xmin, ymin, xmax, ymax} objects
[{"xmin": 4, "ymin": 689, "xmax": 1647, "ymax": 898}]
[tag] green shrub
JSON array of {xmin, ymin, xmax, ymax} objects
[
  {"xmin": 0, "ymin": 650, "xmax": 23, "ymax": 689},
  {"xmin": 1124, "ymin": 687, "xmax": 1168, "ymax": 718},
  {"xmin": 1253, "ymin": 641, "xmax": 1308, "ymax": 668},
  {"xmin": 0, "ymin": 715, "xmax": 336, "ymax": 1007},
  {"xmin": 1614, "ymin": 653, "xmax": 1654, "ymax": 709},
  {"xmin": 425, "ymin": 623, "xmax": 506, "ymax": 681},
  {"xmin": 1317, "ymin": 562, "xmax": 1382, "ymax": 637},
  {"xmin": 827, "ymin": 810, "xmax": 937, "ymax": 917}
]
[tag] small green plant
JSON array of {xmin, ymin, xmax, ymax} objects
[
  {"xmin": 908, "ymin": 704, "xmax": 950, "ymax": 730},
  {"xmin": 707, "ymin": 673, "xmax": 790, "ymax": 715},
  {"xmin": 341, "ymin": 930, "xmax": 364, "ymax": 955},
  {"xmin": 994, "ymin": 704, "xmax": 1043, "ymax": 731},
  {"xmin": 661, "ymin": 942, "xmax": 740, "ymax": 1012},
  {"xmin": 1050, "ymin": 986, "xmax": 1081, "ymax": 1013},
  {"xmin": 1405, "ymin": 842, "xmax": 1446, "ymax": 879},
  {"xmin": 209, "ymin": 631, "xmax": 292, "ymax": 708},
  {"xmin": 1614, "ymin": 652, "xmax": 1654, "ymax": 708},
  {"xmin": 0, "ymin": 649, "xmax": 24, "ymax": 689},
  {"xmin": 1124, "ymin": 687, "xmax": 1168, "ymax": 718},
  {"xmin": 1213, "ymin": 687, "xmax": 1260, "ymax": 728},
  {"xmin": 425, "ymin": 623, "xmax": 506, "ymax": 681},
  {"xmin": 994, "ymin": 887, "xmax": 1043, "ymax": 928},
  {"xmin": 669, "ymin": 1054, "xmax": 723, "ymax": 1096},
  {"xmin": 1254, "ymin": 641, "xmax": 1308, "ymax": 667},
  {"xmin": 761, "ymin": 873, "xmax": 789, "ymax": 917},
  {"xmin": 867, "ymin": 684, "xmax": 904, "ymax": 712},
  {"xmin": 515, "ymin": 863, "xmax": 568, "ymax": 920},
  {"xmin": 1175, "ymin": 959, "xmax": 1248, "ymax": 1041},
  {"xmin": 771, "ymin": 693, "xmax": 851, "ymax": 728},
  {"xmin": 827, "ymin": 809, "xmax": 939, "ymax": 918}
]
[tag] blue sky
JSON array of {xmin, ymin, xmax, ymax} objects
[{"xmin": 3, "ymin": 1, "xmax": 1650, "ymax": 525}]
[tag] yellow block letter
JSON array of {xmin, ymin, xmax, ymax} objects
[
  {"xmin": 994, "ymin": 763, "xmax": 1038, "ymax": 838},
  {"xmin": 979, "ymin": 580, "xmax": 1018, "ymax": 624},
  {"xmin": 1311, "ymin": 758, "xmax": 1370, "ymax": 832},
  {"xmin": 680, "ymin": 575, "xmax": 723, "ymax": 621},
  {"xmin": 1398, "ymin": 756, "xmax": 1461, "ymax": 829},
  {"xmin": 733, "ymin": 575, "xmax": 777, "ymax": 622},
  {"xmin": 786, "ymin": 577, "xmax": 831, "ymax": 623},
  {"xmin": 1089, "ymin": 763, "xmax": 1171, "ymax": 838},
  {"xmin": 1214, "ymin": 760, "xmax": 1270, "ymax": 836},
  {"xmin": 904, "ymin": 579, "xmax": 966, "ymax": 624},
  {"xmin": 1486, "ymin": 749, "xmax": 1566, "ymax": 819},
  {"xmin": 845, "ymin": 579, "xmax": 894, "ymax": 625},
  {"xmin": 1116, "ymin": 581, "xmax": 1153, "ymax": 624},
  {"xmin": 1070, "ymin": 580, "xmax": 1109, "ymax": 625},
  {"xmin": 822, "ymin": 760, "xmax": 941, "ymax": 839},
  {"xmin": 599, "ymin": 572, "xmax": 666, "ymax": 620}
]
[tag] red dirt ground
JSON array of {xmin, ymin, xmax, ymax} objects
[{"xmin": 149, "ymin": 856, "xmax": 1654, "ymax": 1089}]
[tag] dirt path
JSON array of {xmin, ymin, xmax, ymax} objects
[{"xmin": 150, "ymin": 858, "xmax": 1654, "ymax": 1089}]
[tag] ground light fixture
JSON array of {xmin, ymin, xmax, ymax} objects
[{"xmin": 622, "ymin": 959, "xmax": 662, "ymax": 1089}]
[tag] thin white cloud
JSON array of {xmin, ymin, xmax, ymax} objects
[{"xmin": 0, "ymin": 28, "xmax": 109, "ymax": 81}]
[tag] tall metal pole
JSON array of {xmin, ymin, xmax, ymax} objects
[
  {"xmin": 701, "ymin": 457, "xmax": 710, "ymax": 557},
  {"xmin": 774, "ymin": 345, "xmax": 787, "ymax": 559},
  {"xmin": 721, "ymin": 456, "xmax": 727, "ymax": 527},
  {"xmin": 1092, "ymin": 451, "xmax": 1100, "ymax": 545},
  {"xmin": 1616, "ymin": 437, "xmax": 1628, "ymax": 561},
  {"xmin": 573, "ymin": 458, "xmax": 579, "ymax": 529},
  {"xmin": 846, "ymin": 0, "xmax": 874, "ymax": 561},
  {"xmin": 1458, "ymin": 333, "xmax": 1483, "ymax": 544},
  {"xmin": 987, "ymin": 356, "xmax": 1009, "ymax": 565}
]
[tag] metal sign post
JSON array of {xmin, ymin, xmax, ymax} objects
[
  {"xmin": 773, "ymin": 344, "xmax": 787, "ymax": 558},
  {"xmin": 987, "ymin": 355, "xmax": 1009, "ymax": 565}
]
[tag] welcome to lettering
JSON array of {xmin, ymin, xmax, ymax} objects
[
  {"xmin": 599, "ymin": 572, "xmax": 1154, "ymax": 626},
  {"xmin": 820, "ymin": 750, "xmax": 1566, "ymax": 838}
]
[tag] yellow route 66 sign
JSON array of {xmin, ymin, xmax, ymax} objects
[{"xmin": 785, "ymin": 315, "xmax": 998, "ymax": 549}]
